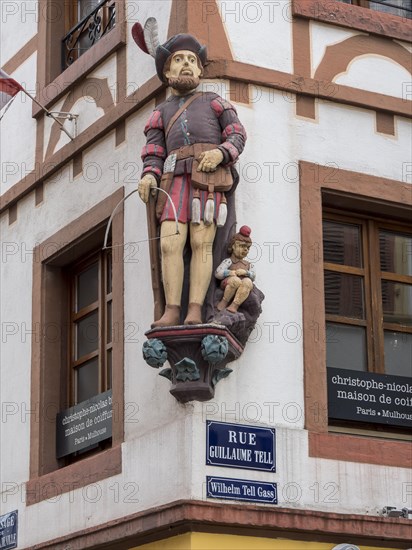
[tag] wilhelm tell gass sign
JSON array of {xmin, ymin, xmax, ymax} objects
[
  {"xmin": 0, "ymin": 510, "xmax": 18, "ymax": 550},
  {"xmin": 56, "ymin": 390, "xmax": 112, "ymax": 458},
  {"xmin": 207, "ymin": 476, "xmax": 277, "ymax": 504},
  {"xmin": 328, "ymin": 368, "xmax": 412, "ymax": 428},
  {"xmin": 206, "ymin": 421, "xmax": 275, "ymax": 471}
]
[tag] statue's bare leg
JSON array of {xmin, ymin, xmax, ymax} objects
[
  {"xmin": 217, "ymin": 277, "xmax": 241, "ymax": 311},
  {"xmin": 226, "ymin": 278, "xmax": 253, "ymax": 313},
  {"xmin": 151, "ymin": 221, "xmax": 188, "ymax": 327},
  {"xmin": 184, "ymin": 222, "xmax": 217, "ymax": 324}
]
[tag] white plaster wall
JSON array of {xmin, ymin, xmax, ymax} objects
[
  {"xmin": 311, "ymin": 21, "xmax": 363, "ymax": 77},
  {"xmin": 1, "ymin": 79, "xmax": 411, "ymax": 546},
  {"xmin": 217, "ymin": 0, "xmax": 293, "ymax": 74},
  {"xmin": 0, "ymin": 53, "xmax": 37, "ymax": 194},
  {"xmin": 335, "ymin": 56, "xmax": 411, "ymax": 99},
  {"xmin": 311, "ymin": 21, "xmax": 412, "ymax": 100},
  {"xmin": 42, "ymin": 55, "xmax": 117, "ymax": 157},
  {"xmin": 89, "ymin": 54, "xmax": 118, "ymax": 104},
  {"xmin": 126, "ymin": 0, "xmax": 172, "ymax": 91},
  {"xmin": 0, "ymin": 0, "xmax": 38, "ymax": 64}
]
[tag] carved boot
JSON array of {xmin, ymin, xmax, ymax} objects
[
  {"xmin": 151, "ymin": 305, "xmax": 181, "ymax": 328},
  {"xmin": 184, "ymin": 303, "xmax": 203, "ymax": 325}
]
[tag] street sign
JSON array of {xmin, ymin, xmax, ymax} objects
[
  {"xmin": 207, "ymin": 476, "xmax": 277, "ymax": 504},
  {"xmin": 0, "ymin": 510, "xmax": 18, "ymax": 550},
  {"xmin": 206, "ymin": 421, "xmax": 276, "ymax": 472}
]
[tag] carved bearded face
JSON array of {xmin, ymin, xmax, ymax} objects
[{"xmin": 164, "ymin": 50, "xmax": 202, "ymax": 93}]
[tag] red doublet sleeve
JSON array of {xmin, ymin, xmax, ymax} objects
[
  {"xmin": 211, "ymin": 97, "xmax": 247, "ymax": 166},
  {"xmin": 141, "ymin": 110, "xmax": 166, "ymax": 182}
]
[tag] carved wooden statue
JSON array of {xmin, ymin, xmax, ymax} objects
[
  {"xmin": 133, "ymin": 24, "xmax": 246, "ymax": 327},
  {"xmin": 215, "ymin": 226, "xmax": 255, "ymax": 313},
  {"xmin": 133, "ymin": 21, "xmax": 264, "ymax": 402}
]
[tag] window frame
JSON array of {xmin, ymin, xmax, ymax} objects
[
  {"xmin": 27, "ymin": 188, "xmax": 124, "ymax": 505},
  {"xmin": 69, "ymin": 249, "xmax": 113, "ymax": 405},
  {"xmin": 322, "ymin": 211, "xmax": 412, "ymax": 375},
  {"xmin": 34, "ymin": 0, "xmax": 126, "ymax": 118},
  {"xmin": 300, "ymin": 161, "xmax": 411, "ymax": 467},
  {"xmin": 62, "ymin": 0, "xmax": 116, "ymax": 70}
]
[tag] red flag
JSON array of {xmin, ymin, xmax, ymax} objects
[{"xmin": 0, "ymin": 69, "xmax": 23, "ymax": 111}]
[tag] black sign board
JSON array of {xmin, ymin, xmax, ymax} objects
[
  {"xmin": 56, "ymin": 390, "xmax": 112, "ymax": 458},
  {"xmin": 0, "ymin": 510, "xmax": 18, "ymax": 550},
  {"xmin": 206, "ymin": 421, "xmax": 275, "ymax": 472},
  {"xmin": 328, "ymin": 368, "xmax": 412, "ymax": 428},
  {"xmin": 207, "ymin": 476, "xmax": 277, "ymax": 504}
]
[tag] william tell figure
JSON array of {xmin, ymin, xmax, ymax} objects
[{"xmin": 133, "ymin": 26, "xmax": 247, "ymax": 327}]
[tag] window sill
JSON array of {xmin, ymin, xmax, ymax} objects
[
  {"xmin": 26, "ymin": 445, "xmax": 122, "ymax": 505},
  {"xmin": 33, "ymin": 18, "xmax": 126, "ymax": 119},
  {"xmin": 309, "ymin": 431, "xmax": 411, "ymax": 467},
  {"xmin": 292, "ymin": 0, "xmax": 412, "ymax": 42}
]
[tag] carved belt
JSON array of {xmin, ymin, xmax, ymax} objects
[{"xmin": 169, "ymin": 143, "xmax": 217, "ymax": 161}]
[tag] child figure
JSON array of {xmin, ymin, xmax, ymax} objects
[{"xmin": 215, "ymin": 226, "xmax": 256, "ymax": 313}]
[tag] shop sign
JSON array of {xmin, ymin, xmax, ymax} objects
[
  {"xmin": 56, "ymin": 390, "xmax": 112, "ymax": 458},
  {"xmin": 328, "ymin": 368, "xmax": 412, "ymax": 428},
  {"xmin": 206, "ymin": 476, "xmax": 277, "ymax": 504},
  {"xmin": 206, "ymin": 421, "xmax": 275, "ymax": 471},
  {"xmin": 0, "ymin": 510, "xmax": 18, "ymax": 550}
]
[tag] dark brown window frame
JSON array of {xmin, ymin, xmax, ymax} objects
[
  {"xmin": 292, "ymin": 0, "xmax": 412, "ymax": 42},
  {"xmin": 69, "ymin": 249, "xmax": 113, "ymax": 405},
  {"xmin": 27, "ymin": 188, "xmax": 124, "ymax": 505},
  {"xmin": 34, "ymin": 0, "xmax": 126, "ymax": 118},
  {"xmin": 300, "ymin": 161, "xmax": 411, "ymax": 467}
]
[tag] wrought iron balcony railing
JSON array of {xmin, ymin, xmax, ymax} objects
[
  {"xmin": 62, "ymin": 0, "xmax": 116, "ymax": 70},
  {"xmin": 338, "ymin": 0, "xmax": 412, "ymax": 19}
]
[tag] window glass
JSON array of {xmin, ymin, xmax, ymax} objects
[
  {"xmin": 107, "ymin": 301, "xmax": 112, "ymax": 343},
  {"xmin": 381, "ymin": 281, "xmax": 412, "ymax": 325},
  {"xmin": 380, "ymin": 231, "xmax": 412, "ymax": 276},
  {"xmin": 369, "ymin": 0, "xmax": 411, "ymax": 18},
  {"xmin": 107, "ymin": 349, "xmax": 112, "ymax": 388},
  {"xmin": 323, "ymin": 220, "xmax": 363, "ymax": 267},
  {"xmin": 107, "ymin": 251, "xmax": 112, "ymax": 293},
  {"xmin": 384, "ymin": 331, "xmax": 412, "ymax": 377},
  {"xmin": 326, "ymin": 323, "xmax": 367, "ymax": 370},
  {"xmin": 77, "ymin": 358, "xmax": 99, "ymax": 403},
  {"xmin": 76, "ymin": 311, "xmax": 99, "ymax": 358},
  {"xmin": 324, "ymin": 271, "xmax": 365, "ymax": 319},
  {"xmin": 77, "ymin": 262, "xmax": 98, "ymax": 311},
  {"xmin": 78, "ymin": 0, "xmax": 101, "ymax": 20}
]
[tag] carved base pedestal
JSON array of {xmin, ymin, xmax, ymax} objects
[{"xmin": 143, "ymin": 324, "xmax": 244, "ymax": 403}]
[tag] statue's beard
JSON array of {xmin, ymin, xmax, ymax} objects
[{"xmin": 168, "ymin": 75, "xmax": 200, "ymax": 93}]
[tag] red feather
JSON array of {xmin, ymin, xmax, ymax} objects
[{"xmin": 132, "ymin": 22, "xmax": 149, "ymax": 54}]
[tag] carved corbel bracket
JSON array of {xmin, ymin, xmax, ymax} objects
[{"xmin": 143, "ymin": 324, "xmax": 244, "ymax": 403}]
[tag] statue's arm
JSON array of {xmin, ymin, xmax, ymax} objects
[
  {"xmin": 210, "ymin": 97, "xmax": 247, "ymax": 166},
  {"xmin": 247, "ymin": 263, "xmax": 256, "ymax": 281},
  {"xmin": 215, "ymin": 258, "xmax": 232, "ymax": 280},
  {"xmin": 140, "ymin": 110, "xmax": 167, "ymax": 183}
]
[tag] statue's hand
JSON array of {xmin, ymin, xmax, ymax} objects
[
  {"xmin": 138, "ymin": 174, "xmax": 157, "ymax": 203},
  {"xmin": 235, "ymin": 269, "xmax": 248, "ymax": 277},
  {"xmin": 197, "ymin": 149, "xmax": 224, "ymax": 173}
]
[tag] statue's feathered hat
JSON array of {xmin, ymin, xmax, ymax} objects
[{"xmin": 132, "ymin": 19, "xmax": 207, "ymax": 82}]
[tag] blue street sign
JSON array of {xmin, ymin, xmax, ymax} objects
[
  {"xmin": 206, "ymin": 421, "xmax": 276, "ymax": 472},
  {"xmin": 0, "ymin": 510, "xmax": 18, "ymax": 550},
  {"xmin": 207, "ymin": 476, "xmax": 277, "ymax": 504}
]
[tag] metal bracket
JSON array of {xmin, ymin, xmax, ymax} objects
[{"xmin": 47, "ymin": 111, "xmax": 79, "ymax": 138}]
